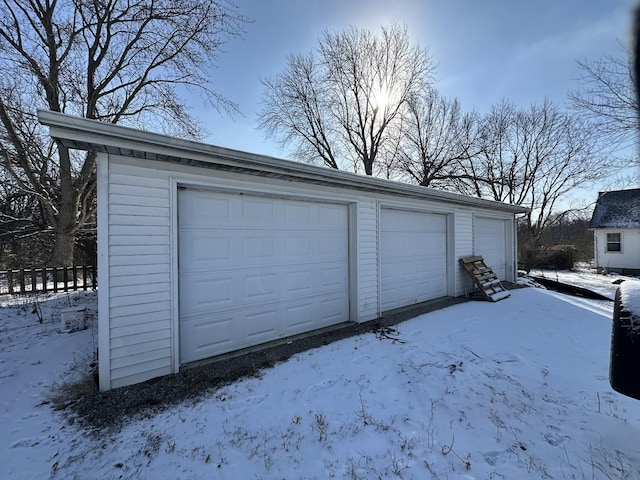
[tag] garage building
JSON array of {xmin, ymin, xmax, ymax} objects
[{"xmin": 39, "ymin": 111, "xmax": 527, "ymax": 390}]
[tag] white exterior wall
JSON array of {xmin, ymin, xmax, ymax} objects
[
  {"xmin": 98, "ymin": 158, "xmax": 174, "ymax": 389},
  {"xmin": 594, "ymin": 229, "xmax": 640, "ymax": 271},
  {"xmin": 454, "ymin": 211, "xmax": 475, "ymax": 295},
  {"xmin": 99, "ymin": 154, "xmax": 518, "ymax": 390},
  {"xmin": 356, "ymin": 199, "xmax": 379, "ymax": 321}
]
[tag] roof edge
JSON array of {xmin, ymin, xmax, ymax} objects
[{"xmin": 38, "ymin": 110, "xmax": 529, "ymax": 214}]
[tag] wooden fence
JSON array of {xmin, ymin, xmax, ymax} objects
[{"xmin": 0, "ymin": 265, "xmax": 97, "ymax": 295}]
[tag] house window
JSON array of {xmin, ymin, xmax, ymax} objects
[{"xmin": 606, "ymin": 233, "xmax": 621, "ymax": 252}]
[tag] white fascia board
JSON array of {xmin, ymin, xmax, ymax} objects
[{"xmin": 38, "ymin": 110, "xmax": 529, "ymax": 214}]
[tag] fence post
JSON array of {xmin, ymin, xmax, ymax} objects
[
  {"xmin": 52, "ymin": 267, "xmax": 58, "ymax": 293},
  {"xmin": 41, "ymin": 268, "xmax": 47, "ymax": 293},
  {"xmin": 72, "ymin": 265, "xmax": 78, "ymax": 291},
  {"xmin": 19, "ymin": 269, "xmax": 25, "ymax": 294},
  {"xmin": 7, "ymin": 270, "xmax": 13, "ymax": 294},
  {"xmin": 63, "ymin": 266, "xmax": 69, "ymax": 292},
  {"xmin": 92, "ymin": 265, "xmax": 97, "ymax": 290},
  {"xmin": 31, "ymin": 267, "xmax": 37, "ymax": 293}
]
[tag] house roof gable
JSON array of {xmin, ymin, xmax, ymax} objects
[{"xmin": 589, "ymin": 188, "xmax": 640, "ymax": 229}]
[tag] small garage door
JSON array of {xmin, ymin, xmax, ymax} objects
[
  {"xmin": 380, "ymin": 208, "xmax": 447, "ymax": 312},
  {"xmin": 474, "ymin": 217, "xmax": 507, "ymax": 280},
  {"xmin": 178, "ymin": 189, "xmax": 349, "ymax": 364}
]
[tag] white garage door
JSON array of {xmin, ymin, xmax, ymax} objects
[
  {"xmin": 380, "ymin": 208, "xmax": 447, "ymax": 312},
  {"xmin": 474, "ymin": 217, "xmax": 507, "ymax": 280},
  {"xmin": 178, "ymin": 189, "xmax": 349, "ymax": 364}
]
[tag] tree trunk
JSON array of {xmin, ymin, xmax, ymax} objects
[
  {"xmin": 364, "ymin": 160, "xmax": 373, "ymax": 176},
  {"xmin": 50, "ymin": 144, "xmax": 78, "ymax": 267},
  {"xmin": 47, "ymin": 141, "xmax": 78, "ymax": 266},
  {"xmin": 50, "ymin": 227, "xmax": 76, "ymax": 266}
]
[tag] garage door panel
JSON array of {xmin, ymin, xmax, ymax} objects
[
  {"xmin": 285, "ymin": 236, "xmax": 312, "ymax": 256},
  {"xmin": 179, "ymin": 274, "xmax": 234, "ymax": 315},
  {"xmin": 183, "ymin": 230, "xmax": 348, "ymax": 271},
  {"xmin": 318, "ymin": 204, "xmax": 347, "ymax": 225},
  {"xmin": 243, "ymin": 198, "xmax": 275, "ymax": 223},
  {"xmin": 286, "ymin": 303, "xmax": 315, "ymax": 329},
  {"xmin": 179, "ymin": 191, "xmax": 233, "ymax": 227},
  {"xmin": 318, "ymin": 296, "xmax": 349, "ymax": 324},
  {"xmin": 284, "ymin": 202, "xmax": 312, "ymax": 224},
  {"xmin": 381, "ymin": 258, "xmax": 412, "ymax": 278},
  {"xmin": 474, "ymin": 218, "xmax": 507, "ymax": 280},
  {"xmin": 180, "ymin": 314, "xmax": 236, "ymax": 363},
  {"xmin": 380, "ymin": 285, "xmax": 414, "ymax": 311},
  {"xmin": 245, "ymin": 272, "xmax": 278, "ymax": 301},
  {"xmin": 245, "ymin": 236, "xmax": 276, "ymax": 259},
  {"xmin": 281, "ymin": 294, "xmax": 347, "ymax": 332},
  {"xmin": 285, "ymin": 270, "xmax": 314, "ymax": 294},
  {"xmin": 179, "ymin": 189, "xmax": 349, "ymax": 363},
  {"xmin": 382, "ymin": 209, "xmax": 446, "ymax": 233},
  {"xmin": 426, "ymin": 279, "xmax": 446, "ymax": 298},
  {"xmin": 319, "ymin": 265, "xmax": 348, "ymax": 289},
  {"xmin": 428, "ymin": 257, "xmax": 447, "ymax": 274},
  {"xmin": 426, "ymin": 232, "xmax": 447, "ymax": 247},
  {"xmin": 180, "ymin": 233, "xmax": 232, "ymax": 270},
  {"xmin": 184, "ymin": 291, "xmax": 351, "ymax": 362},
  {"xmin": 183, "ymin": 263, "xmax": 347, "ymax": 318},
  {"xmin": 245, "ymin": 308, "xmax": 279, "ymax": 341},
  {"xmin": 320, "ymin": 234, "xmax": 348, "ymax": 257},
  {"xmin": 380, "ymin": 208, "xmax": 448, "ymax": 312}
]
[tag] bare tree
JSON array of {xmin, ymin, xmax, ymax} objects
[
  {"xmin": 0, "ymin": 0, "xmax": 247, "ymax": 265},
  {"xmin": 259, "ymin": 53, "xmax": 341, "ymax": 170},
  {"xmin": 0, "ymin": 169, "xmax": 49, "ymax": 267},
  {"xmin": 462, "ymin": 99, "xmax": 608, "ymax": 247},
  {"xmin": 569, "ymin": 43, "xmax": 638, "ymax": 152},
  {"xmin": 258, "ymin": 24, "xmax": 435, "ymax": 176},
  {"xmin": 394, "ymin": 89, "xmax": 482, "ymax": 188}
]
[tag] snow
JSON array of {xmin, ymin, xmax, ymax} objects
[
  {"xmin": 589, "ymin": 189, "xmax": 640, "ymax": 229},
  {"xmin": 2, "ymin": 287, "xmax": 640, "ymax": 479},
  {"xmin": 0, "ymin": 292, "xmax": 97, "ymax": 480},
  {"xmin": 527, "ymin": 266, "xmax": 635, "ymax": 300},
  {"xmin": 620, "ymin": 279, "xmax": 640, "ymax": 314},
  {"xmin": 619, "ymin": 280, "xmax": 640, "ymax": 333},
  {"xmin": 488, "ymin": 290, "xmax": 510, "ymax": 302}
]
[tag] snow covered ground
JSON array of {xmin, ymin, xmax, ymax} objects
[
  {"xmin": 527, "ymin": 266, "xmax": 634, "ymax": 300},
  {"xmin": 2, "ymin": 282, "xmax": 640, "ymax": 479}
]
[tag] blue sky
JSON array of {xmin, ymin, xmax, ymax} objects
[{"xmin": 195, "ymin": 0, "xmax": 636, "ymax": 159}]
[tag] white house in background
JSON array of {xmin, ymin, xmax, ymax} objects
[
  {"xmin": 38, "ymin": 110, "xmax": 528, "ymax": 391},
  {"xmin": 589, "ymin": 188, "xmax": 640, "ymax": 275}
]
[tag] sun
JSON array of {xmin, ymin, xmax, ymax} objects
[{"xmin": 372, "ymin": 85, "xmax": 389, "ymax": 111}]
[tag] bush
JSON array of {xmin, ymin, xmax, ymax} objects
[
  {"xmin": 540, "ymin": 245, "xmax": 577, "ymax": 270},
  {"xmin": 519, "ymin": 245, "xmax": 577, "ymax": 272}
]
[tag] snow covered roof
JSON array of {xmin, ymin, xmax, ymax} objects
[{"xmin": 589, "ymin": 188, "xmax": 640, "ymax": 229}]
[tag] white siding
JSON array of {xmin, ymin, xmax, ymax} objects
[
  {"xmin": 106, "ymin": 162, "xmax": 173, "ymax": 388},
  {"xmin": 357, "ymin": 199, "xmax": 378, "ymax": 321},
  {"xmin": 594, "ymin": 229, "xmax": 640, "ymax": 271},
  {"xmin": 454, "ymin": 211, "xmax": 474, "ymax": 296},
  {"xmin": 100, "ymin": 154, "xmax": 520, "ymax": 389}
]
